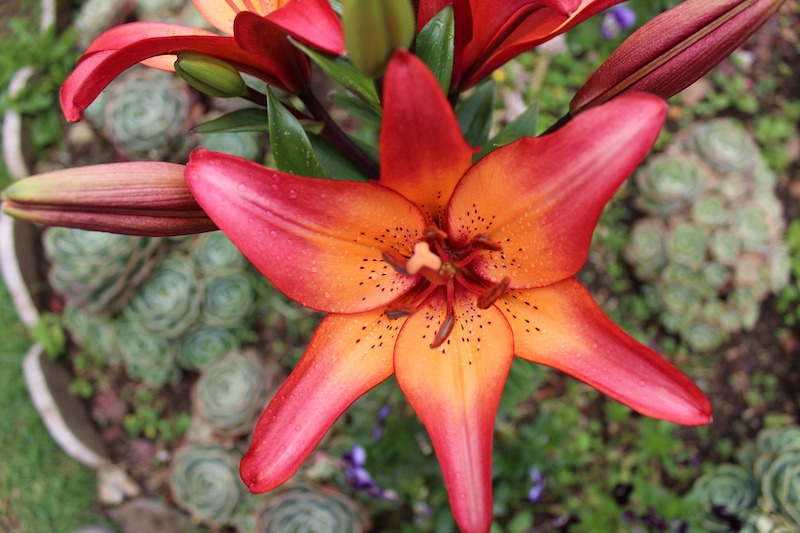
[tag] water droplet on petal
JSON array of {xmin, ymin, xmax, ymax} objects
[
  {"xmin": 294, "ymin": 425, "xmax": 302, "ymax": 432},
  {"xmin": 288, "ymin": 189, "xmax": 298, "ymax": 199},
  {"xmin": 269, "ymin": 230, "xmax": 278, "ymax": 238},
  {"xmin": 237, "ymin": 182, "xmax": 247, "ymax": 191}
]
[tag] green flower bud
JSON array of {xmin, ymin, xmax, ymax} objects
[
  {"xmin": 343, "ymin": 0, "xmax": 415, "ymax": 78},
  {"xmin": 175, "ymin": 52, "xmax": 248, "ymax": 98}
]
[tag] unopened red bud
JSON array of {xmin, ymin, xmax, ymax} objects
[{"xmin": 571, "ymin": 0, "xmax": 785, "ymax": 114}]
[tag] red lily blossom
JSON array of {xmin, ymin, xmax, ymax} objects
[
  {"xmin": 417, "ymin": 0, "xmax": 626, "ymax": 91},
  {"xmin": 185, "ymin": 52, "xmax": 711, "ymax": 532},
  {"xmin": 60, "ymin": 0, "xmax": 344, "ymax": 121}
]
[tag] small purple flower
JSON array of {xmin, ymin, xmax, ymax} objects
[
  {"xmin": 372, "ymin": 404, "xmax": 391, "ymax": 441},
  {"xmin": 527, "ymin": 467, "xmax": 546, "ymax": 502},
  {"xmin": 601, "ymin": 4, "xmax": 636, "ymax": 40},
  {"xmin": 342, "ymin": 444, "xmax": 395, "ymax": 500}
]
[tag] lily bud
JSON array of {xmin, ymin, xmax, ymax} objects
[
  {"xmin": 174, "ymin": 51, "xmax": 248, "ymax": 98},
  {"xmin": 2, "ymin": 162, "xmax": 216, "ymax": 236},
  {"xmin": 343, "ymin": 0, "xmax": 415, "ymax": 78},
  {"xmin": 570, "ymin": 0, "xmax": 785, "ymax": 114}
]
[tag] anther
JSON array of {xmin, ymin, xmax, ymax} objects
[
  {"xmin": 382, "ymin": 250, "xmax": 410, "ymax": 275},
  {"xmin": 430, "ymin": 313, "xmax": 455, "ymax": 349},
  {"xmin": 470, "ymin": 233, "xmax": 503, "ymax": 251},
  {"xmin": 385, "ymin": 305, "xmax": 416, "ymax": 319},
  {"xmin": 423, "ymin": 225, "xmax": 448, "ymax": 242},
  {"xmin": 477, "ymin": 276, "xmax": 511, "ymax": 309}
]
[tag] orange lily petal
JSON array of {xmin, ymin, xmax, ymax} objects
[
  {"xmin": 241, "ymin": 309, "xmax": 398, "ymax": 492},
  {"xmin": 500, "ymin": 279, "xmax": 712, "ymax": 425},
  {"xmin": 192, "ymin": 0, "xmax": 282, "ymax": 35},
  {"xmin": 83, "ymin": 22, "xmax": 219, "ymax": 71},
  {"xmin": 380, "ymin": 51, "xmax": 475, "ymax": 225},
  {"xmin": 395, "ymin": 288, "xmax": 514, "ymax": 533},
  {"xmin": 185, "ymin": 149, "xmax": 427, "ymax": 313},
  {"xmin": 447, "ymin": 93, "xmax": 666, "ymax": 288}
]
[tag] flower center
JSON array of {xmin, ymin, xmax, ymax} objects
[{"xmin": 383, "ymin": 225, "xmax": 511, "ymax": 347}]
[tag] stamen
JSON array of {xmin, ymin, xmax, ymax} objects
[
  {"xmin": 423, "ymin": 226, "xmax": 448, "ymax": 242},
  {"xmin": 477, "ymin": 277, "xmax": 511, "ymax": 309},
  {"xmin": 471, "ymin": 233, "xmax": 503, "ymax": 251},
  {"xmin": 382, "ymin": 250, "xmax": 410, "ymax": 275},
  {"xmin": 430, "ymin": 313, "xmax": 455, "ymax": 349},
  {"xmin": 385, "ymin": 305, "xmax": 416, "ymax": 319},
  {"xmin": 406, "ymin": 242, "xmax": 443, "ymax": 275}
]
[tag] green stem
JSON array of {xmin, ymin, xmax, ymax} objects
[{"xmin": 299, "ymin": 89, "xmax": 380, "ymax": 179}]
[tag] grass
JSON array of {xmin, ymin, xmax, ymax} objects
[{"xmin": 0, "ymin": 255, "xmax": 105, "ymax": 532}]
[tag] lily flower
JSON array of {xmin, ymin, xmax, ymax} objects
[
  {"xmin": 417, "ymin": 0, "xmax": 626, "ymax": 91},
  {"xmin": 61, "ymin": 0, "xmax": 344, "ymax": 121},
  {"xmin": 185, "ymin": 52, "xmax": 711, "ymax": 532}
]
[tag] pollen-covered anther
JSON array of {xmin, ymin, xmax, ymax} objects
[
  {"xmin": 470, "ymin": 233, "xmax": 502, "ymax": 251},
  {"xmin": 385, "ymin": 304, "xmax": 416, "ymax": 319},
  {"xmin": 406, "ymin": 241, "xmax": 443, "ymax": 275},
  {"xmin": 477, "ymin": 276, "xmax": 511, "ymax": 309},
  {"xmin": 382, "ymin": 249, "xmax": 410, "ymax": 275},
  {"xmin": 423, "ymin": 225, "xmax": 448, "ymax": 242},
  {"xmin": 430, "ymin": 312, "xmax": 455, "ymax": 349}
]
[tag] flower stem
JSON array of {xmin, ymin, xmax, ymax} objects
[{"xmin": 298, "ymin": 89, "xmax": 380, "ymax": 179}]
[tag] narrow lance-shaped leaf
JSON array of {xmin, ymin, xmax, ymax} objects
[
  {"xmin": 415, "ymin": 5, "xmax": 455, "ymax": 93},
  {"xmin": 267, "ymin": 88, "xmax": 326, "ymax": 178},
  {"xmin": 292, "ymin": 39, "xmax": 381, "ymax": 112},
  {"xmin": 193, "ymin": 108, "xmax": 269, "ymax": 133},
  {"xmin": 456, "ymin": 80, "xmax": 496, "ymax": 148},
  {"xmin": 477, "ymin": 101, "xmax": 539, "ymax": 160},
  {"xmin": 307, "ymin": 133, "xmax": 370, "ymax": 182}
]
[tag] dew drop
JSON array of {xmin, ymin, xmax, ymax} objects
[
  {"xmin": 269, "ymin": 230, "xmax": 278, "ymax": 238},
  {"xmin": 288, "ymin": 189, "xmax": 298, "ymax": 199},
  {"xmin": 311, "ymin": 266, "xmax": 318, "ymax": 273},
  {"xmin": 294, "ymin": 425, "xmax": 302, "ymax": 432},
  {"xmin": 237, "ymin": 182, "xmax": 247, "ymax": 191},
  {"xmin": 591, "ymin": 343, "xmax": 598, "ymax": 350},
  {"xmin": 638, "ymin": 380, "xmax": 646, "ymax": 387}
]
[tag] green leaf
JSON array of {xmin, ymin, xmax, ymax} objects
[
  {"xmin": 477, "ymin": 102, "xmax": 539, "ymax": 160},
  {"xmin": 415, "ymin": 5, "xmax": 455, "ymax": 93},
  {"xmin": 307, "ymin": 133, "xmax": 369, "ymax": 181},
  {"xmin": 192, "ymin": 108, "xmax": 269, "ymax": 133},
  {"xmin": 267, "ymin": 88, "xmax": 326, "ymax": 178},
  {"xmin": 331, "ymin": 93, "xmax": 382, "ymax": 126},
  {"xmin": 455, "ymin": 81, "xmax": 496, "ymax": 147},
  {"xmin": 291, "ymin": 39, "xmax": 381, "ymax": 113}
]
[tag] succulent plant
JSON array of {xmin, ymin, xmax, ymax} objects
[
  {"xmin": 99, "ymin": 66, "xmax": 193, "ymax": 161},
  {"xmin": 62, "ymin": 305, "xmax": 121, "ymax": 365},
  {"xmin": 688, "ymin": 464, "xmax": 759, "ymax": 532},
  {"xmin": 191, "ymin": 350, "xmax": 266, "ymax": 436},
  {"xmin": 170, "ymin": 444, "xmax": 244, "ymax": 527},
  {"xmin": 74, "ymin": 0, "xmax": 133, "ymax": 48},
  {"xmin": 254, "ymin": 485, "xmax": 366, "ymax": 533},
  {"xmin": 123, "ymin": 255, "xmax": 203, "ymax": 339},
  {"xmin": 201, "ymin": 270, "xmax": 256, "ymax": 327},
  {"xmin": 189, "ymin": 231, "xmax": 248, "ymax": 275},
  {"xmin": 177, "ymin": 322, "xmax": 242, "ymax": 371},
  {"xmin": 44, "ymin": 227, "xmax": 164, "ymax": 315},
  {"xmin": 625, "ymin": 119, "xmax": 790, "ymax": 352},
  {"xmin": 117, "ymin": 323, "xmax": 180, "ymax": 386},
  {"xmin": 198, "ymin": 131, "xmax": 263, "ymax": 161},
  {"xmin": 688, "ymin": 425, "xmax": 800, "ymax": 532}
]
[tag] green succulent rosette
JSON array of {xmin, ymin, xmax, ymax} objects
[
  {"xmin": 255, "ymin": 485, "xmax": 366, "ymax": 533},
  {"xmin": 198, "ymin": 130, "xmax": 262, "ymax": 161},
  {"xmin": 101, "ymin": 66, "xmax": 192, "ymax": 160},
  {"xmin": 691, "ymin": 193, "xmax": 729, "ymax": 228},
  {"xmin": 189, "ymin": 231, "xmax": 248, "ymax": 274},
  {"xmin": 735, "ymin": 204, "xmax": 778, "ymax": 253},
  {"xmin": 117, "ymin": 323, "xmax": 179, "ymax": 386},
  {"xmin": 760, "ymin": 451, "xmax": 800, "ymax": 528},
  {"xmin": 634, "ymin": 153, "xmax": 708, "ymax": 216},
  {"xmin": 688, "ymin": 118, "xmax": 758, "ymax": 175},
  {"xmin": 62, "ymin": 305, "xmax": 121, "ymax": 365},
  {"xmin": 192, "ymin": 350, "xmax": 265, "ymax": 436},
  {"xmin": 170, "ymin": 444, "xmax": 244, "ymax": 527},
  {"xmin": 666, "ymin": 222, "xmax": 709, "ymax": 270},
  {"xmin": 44, "ymin": 227, "xmax": 163, "ymax": 315},
  {"xmin": 201, "ymin": 270, "xmax": 255, "ymax": 327},
  {"xmin": 123, "ymin": 255, "xmax": 203, "ymax": 339},
  {"xmin": 177, "ymin": 323, "xmax": 242, "ymax": 371},
  {"xmin": 623, "ymin": 218, "xmax": 668, "ymax": 280},
  {"xmin": 688, "ymin": 464, "xmax": 759, "ymax": 532}
]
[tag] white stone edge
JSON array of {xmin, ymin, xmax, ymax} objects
[
  {"xmin": 22, "ymin": 343, "xmax": 110, "ymax": 469},
  {"xmin": 0, "ymin": 213, "xmax": 40, "ymax": 329}
]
